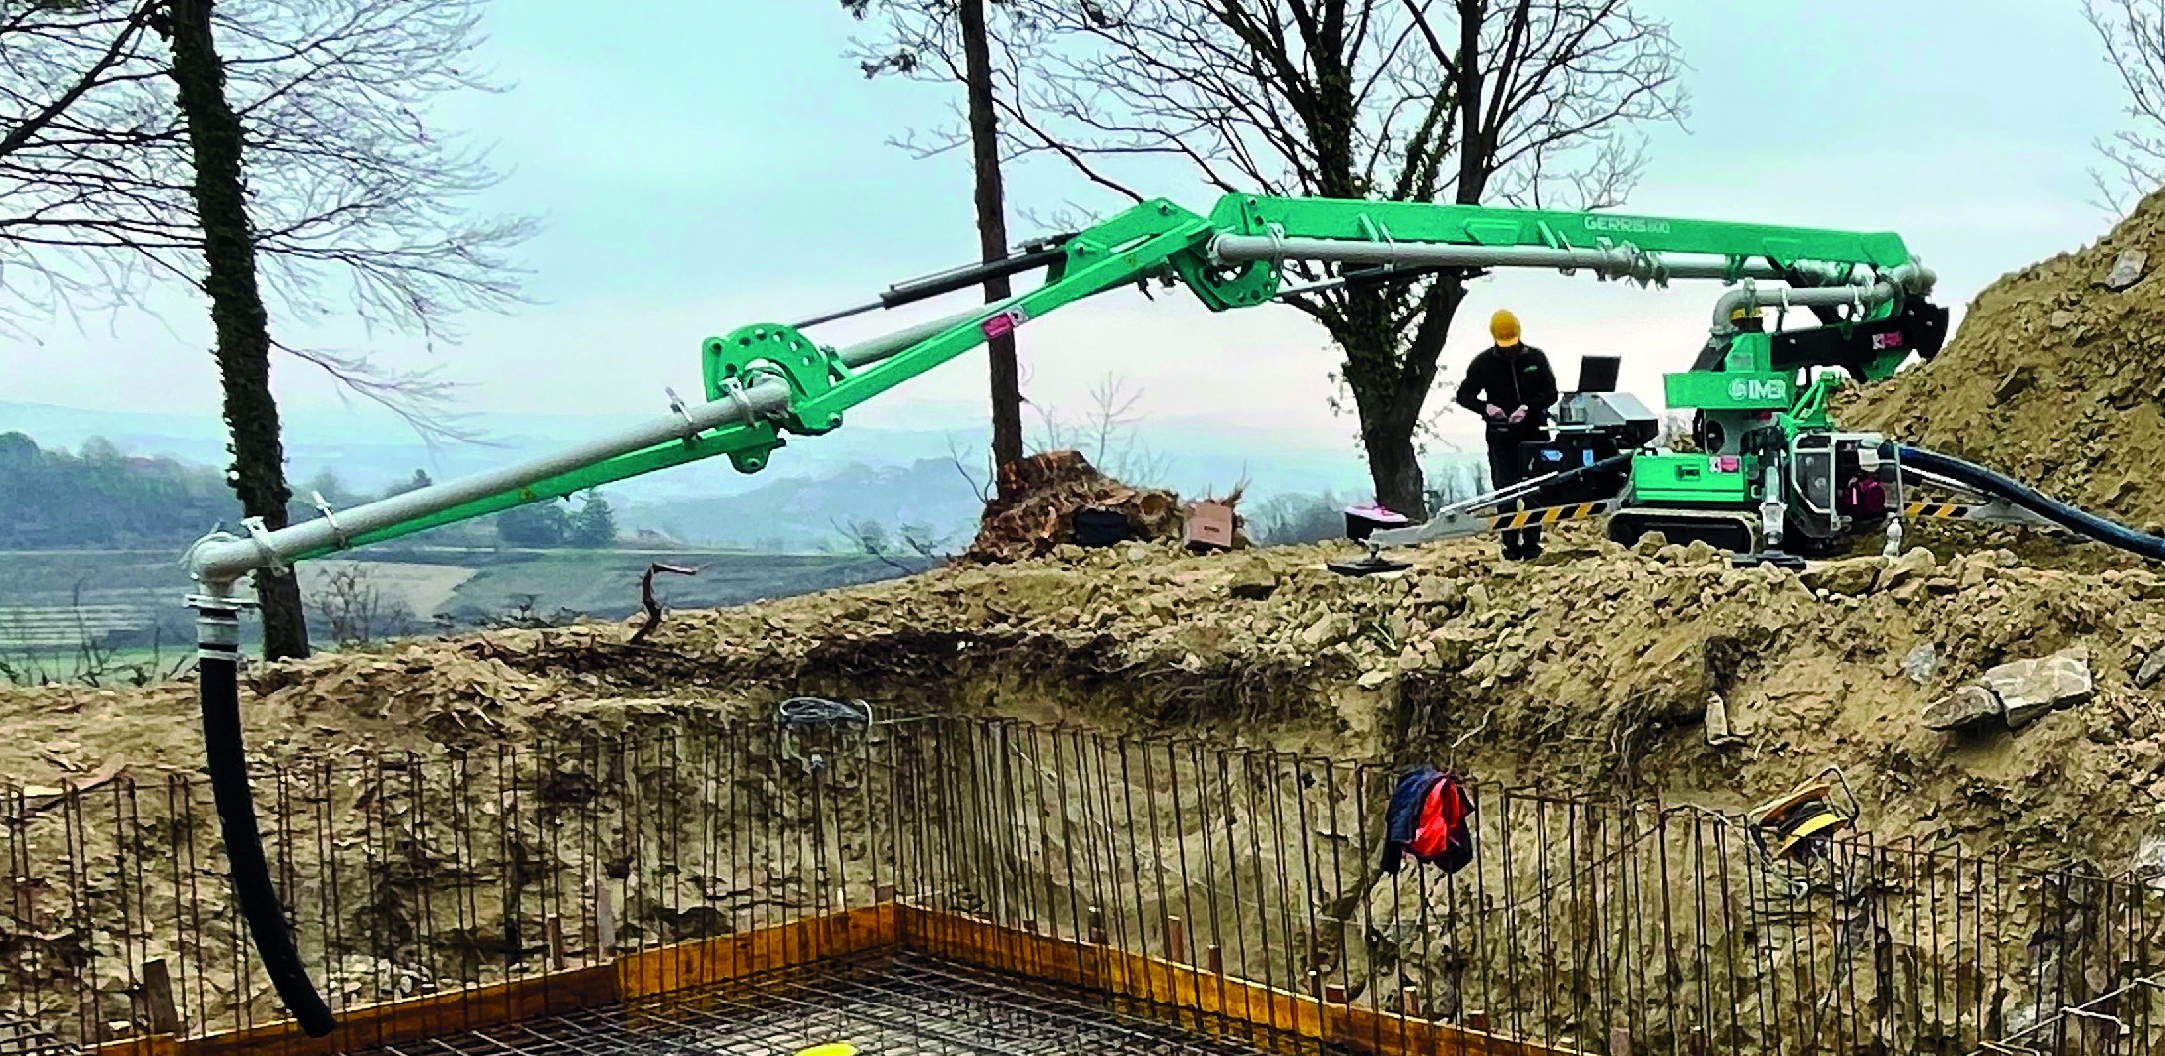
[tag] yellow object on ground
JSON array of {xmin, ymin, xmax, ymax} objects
[
  {"xmin": 798, "ymin": 1044, "xmax": 858, "ymax": 1056},
  {"xmin": 1750, "ymin": 780, "xmax": 1855, "ymax": 861},
  {"xmin": 1490, "ymin": 309, "xmax": 1520, "ymax": 346}
]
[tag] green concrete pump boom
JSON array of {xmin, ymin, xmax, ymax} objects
[
  {"xmin": 184, "ymin": 194, "xmax": 1933, "ymax": 584},
  {"xmin": 178, "ymin": 192, "xmax": 1938, "ymax": 1038}
]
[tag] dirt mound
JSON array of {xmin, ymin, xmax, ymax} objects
[
  {"xmin": 1841, "ymin": 187, "xmax": 2165, "ymax": 527},
  {"xmin": 958, "ymin": 449, "xmax": 1184, "ymax": 563},
  {"xmin": 11, "ymin": 533, "xmax": 2165, "ymax": 869}
]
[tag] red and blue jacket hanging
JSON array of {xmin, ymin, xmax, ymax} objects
[{"xmin": 1379, "ymin": 766, "xmax": 1475, "ymax": 875}]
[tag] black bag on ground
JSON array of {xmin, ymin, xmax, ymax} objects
[{"xmin": 1071, "ymin": 508, "xmax": 1132, "ymax": 547}]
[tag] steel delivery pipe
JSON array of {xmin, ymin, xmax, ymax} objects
[
  {"xmin": 1708, "ymin": 261, "xmax": 1936, "ymax": 330},
  {"xmin": 1208, "ymin": 233, "xmax": 1795, "ymax": 285},
  {"xmin": 183, "ymin": 312, "xmax": 964, "ymax": 591}
]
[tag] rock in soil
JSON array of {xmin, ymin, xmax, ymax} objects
[
  {"xmin": 1802, "ymin": 557, "xmax": 1880, "ymax": 595},
  {"xmin": 1923, "ymin": 685, "xmax": 2002, "ymax": 731},
  {"xmin": 1902, "ymin": 642, "xmax": 1940, "ymax": 686},
  {"xmin": 2109, "ymin": 247, "xmax": 2149, "ymax": 290},
  {"xmin": 1986, "ymin": 646, "xmax": 2095, "ymax": 729},
  {"xmin": 1228, "ymin": 561, "xmax": 1280, "ymax": 600},
  {"xmin": 1705, "ymin": 692, "xmax": 1744, "ymax": 745},
  {"xmin": 2139, "ymin": 647, "xmax": 2165, "ymax": 690}
]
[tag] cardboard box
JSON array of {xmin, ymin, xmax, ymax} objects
[{"xmin": 1184, "ymin": 500, "xmax": 1235, "ymax": 551}]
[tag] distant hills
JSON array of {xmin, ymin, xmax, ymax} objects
[
  {"xmin": 1, "ymin": 398, "xmax": 1488, "ymax": 550},
  {"xmin": 625, "ymin": 459, "xmax": 986, "ymax": 550}
]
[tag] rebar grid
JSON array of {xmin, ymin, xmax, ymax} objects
[
  {"xmin": 3, "ymin": 713, "xmax": 2161, "ymax": 1056},
  {"xmin": 354, "ymin": 953, "xmax": 1309, "ymax": 1056}
]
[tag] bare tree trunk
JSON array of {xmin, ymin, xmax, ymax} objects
[
  {"xmin": 1337, "ymin": 277, "xmax": 1469, "ymax": 521},
  {"xmin": 1350, "ymin": 368, "xmax": 1428, "ymax": 519},
  {"xmin": 1360, "ymin": 422, "xmax": 1426, "ymax": 520},
  {"xmin": 166, "ymin": 0, "xmax": 309, "ymax": 661},
  {"xmin": 960, "ymin": 0, "xmax": 1024, "ymax": 501}
]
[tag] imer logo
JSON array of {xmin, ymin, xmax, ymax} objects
[
  {"xmin": 1585, "ymin": 214, "xmax": 1671, "ymax": 235},
  {"xmin": 1728, "ymin": 377, "xmax": 1787, "ymax": 402}
]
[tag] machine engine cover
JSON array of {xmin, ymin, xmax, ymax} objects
[{"xmin": 1552, "ymin": 391, "xmax": 1659, "ymax": 448}]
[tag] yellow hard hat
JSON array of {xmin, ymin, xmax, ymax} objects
[{"xmin": 1490, "ymin": 309, "xmax": 1521, "ymax": 347}]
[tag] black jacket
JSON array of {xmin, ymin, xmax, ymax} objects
[{"xmin": 1454, "ymin": 344, "xmax": 1558, "ymax": 442}]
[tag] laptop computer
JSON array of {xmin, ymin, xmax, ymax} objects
[{"xmin": 1577, "ymin": 355, "xmax": 1621, "ymax": 393}]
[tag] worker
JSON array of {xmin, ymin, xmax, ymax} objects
[{"xmin": 1454, "ymin": 309, "xmax": 1559, "ymax": 560}]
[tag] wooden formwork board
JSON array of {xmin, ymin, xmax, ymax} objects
[
  {"xmin": 614, "ymin": 903, "xmax": 898, "ymax": 1000},
  {"xmin": 897, "ymin": 906, "xmax": 1587, "ymax": 1056},
  {"xmin": 91, "ymin": 902, "xmax": 1577, "ymax": 1056},
  {"xmin": 89, "ymin": 904, "xmax": 894, "ymax": 1056}
]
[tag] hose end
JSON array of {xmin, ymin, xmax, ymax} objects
[{"xmin": 193, "ymin": 596, "xmax": 338, "ymax": 1038}]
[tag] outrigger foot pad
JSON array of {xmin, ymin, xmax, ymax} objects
[
  {"xmin": 1731, "ymin": 550, "xmax": 1806, "ymax": 571},
  {"xmin": 1329, "ymin": 555, "xmax": 1411, "ymax": 576}
]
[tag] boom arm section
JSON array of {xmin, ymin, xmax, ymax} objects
[
  {"xmin": 1205, "ymin": 195, "xmax": 1918, "ymax": 283},
  {"xmin": 185, "ymin": 193, "xmax": 1935, "ymax": 585},
  {"xmin": 185, "ymin": 199, "xmax": 1221, "ymax": 579}
]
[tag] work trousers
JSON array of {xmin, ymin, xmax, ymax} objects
[{"xmin": 1486, "ymin": 438, "xmax": 1541, "ymax": 556}]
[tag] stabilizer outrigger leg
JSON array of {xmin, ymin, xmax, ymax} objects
[{"xmin": 1327, "ymin": 454, "xmax": 1634, "ymax": 575}]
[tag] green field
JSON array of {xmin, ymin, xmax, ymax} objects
[{"xmin": 0, "ymin": 545, "xmax": 929, "ymax": 667}]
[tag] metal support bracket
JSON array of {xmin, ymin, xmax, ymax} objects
[
  {"xmin": 699, "ymin": 322, "xmax": 852, "ymax": 472},
  {"xmin": 241, "ymin": 517, "xmax": 287, "ymax": 575},
  {"xmin": 665, "ymin": 386, "xmax": 699, "ymax": 439},
  {"xmin": 310, "ymin": 491, "xmax": 352, "ymax": 551},
  {"xmin": 701, "ymin": 323, "xmax": 849, "ymax": 434}
]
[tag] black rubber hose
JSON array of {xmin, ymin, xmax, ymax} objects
[
  {"xmin": 1898, "ymin": 445, "xmax": 2165, "ymax": 562},
  {"xmin": 200, "ymin": 647, "xmax": 337, "ymax": 1037}
]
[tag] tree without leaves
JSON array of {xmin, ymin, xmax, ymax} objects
[
  {"xmin": 1, "ymin": 0, "xmax": 533, "ymax": 657},
  {"xmin": 163, "ymin": 0, "xmax": 314, "ymax": 658},
  {"xmin": 928, "ymin": 0, "xmax": 1684, "ymax": 518},
  {"xmin": 0, "ymin": 0, "xmax": 532, "ymax": 433},
  {"xmin": 842, "ymin": 0, "xmax": 1033, "ymax": 501},
  {"xmin": 836, "ymin": 516, "xmax": 953, "ymax": 572},
  {"xmin": 2085, "ymin": 0, "xmax": 2165, "ymax": 216},
  {"xmin": 1027, "ymin": 372, "xmax": 1173, "ymax": 484}
]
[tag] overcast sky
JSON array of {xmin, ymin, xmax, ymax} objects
[{"xmin": 5, "ymin": 0, "xmax": 2133, "ymax": 455}]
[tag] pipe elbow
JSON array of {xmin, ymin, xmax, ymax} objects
[
  {"xmin": 182, "ymin": 530, "xmax": 250, "ymax": 594},
  {"xmin": 1892, "ymin": 258, "xmax": 1937, "ymax": 297}
]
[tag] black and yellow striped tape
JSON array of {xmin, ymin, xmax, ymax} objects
[
  {"xmin": 1902, "ymin": 501, "xmax": 1973, "ymax": 519},
  {"xmin": 1487, "ymin": 501, "xmax": 1607, "ymax": 531}
]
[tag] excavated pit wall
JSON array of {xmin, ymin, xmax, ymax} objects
[{"xmin": 8, "ymin": 534, "xmax": 2165, "ymax": 1052}]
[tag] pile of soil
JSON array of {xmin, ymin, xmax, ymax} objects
[
  {"xmin": 958, "ymin": 449, "xmax": 1184, "ymax": 563},
  {"xmin": 8, "ymin": 532, "xmax": 2164, "ymax": 1044},
  {"xmin": 1842, "ymin": 187, "xmax": 2165, "ymax": 528},
  {"xmin": 13, "ymin": 532, "xmax": 2164, "ymax": 868}
]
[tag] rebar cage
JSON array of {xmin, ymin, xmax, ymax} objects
[{"xmin": 3, "ymin": 715, "xmax": 2160, "ymax": 1056}]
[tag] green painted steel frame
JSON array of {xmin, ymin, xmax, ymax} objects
[
  {"xmin": 1212, "ymin": 195, "xmax": 1917, "ymax": 274},
  {"xmin": 283, "ymin": 199, "xmax": 1224, "ymax": 560},
  {"xmin": 282, "ymin": 193, "xmax": 1930, "ymax": 560}
]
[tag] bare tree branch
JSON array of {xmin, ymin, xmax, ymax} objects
[
  {"xmin": 853, "ymin": 0, "xmax": 1682, "ymax": 518},
  {"xmin": 2086, "ymin": 0, "xmax": 2165, "ymax": 216},
  {"xmin": 0, "ymin": 0, "xmax": 536, "ymax": 436}
]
